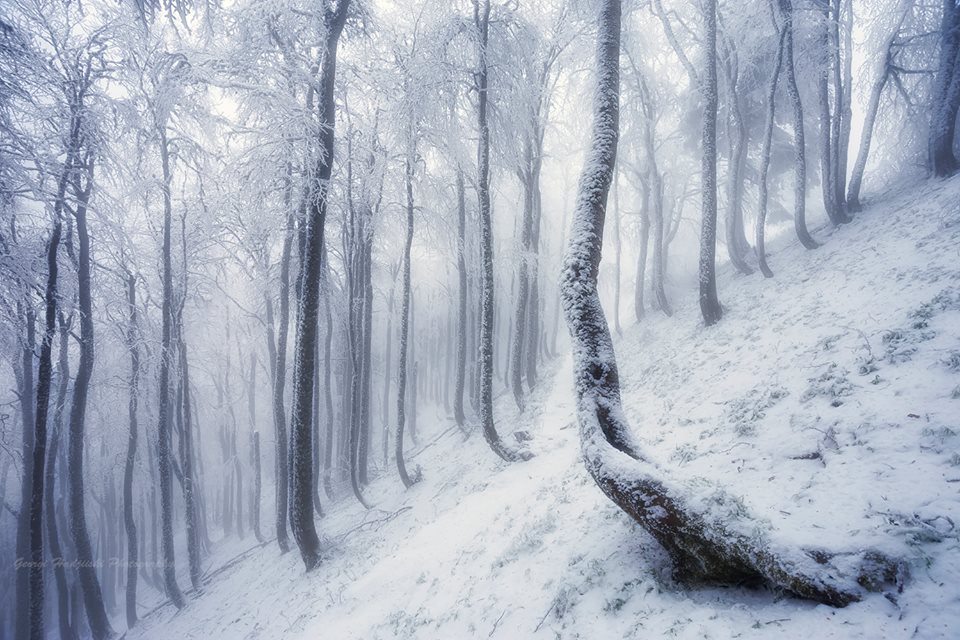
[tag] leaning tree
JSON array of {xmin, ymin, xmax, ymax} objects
[{"xmin": 561, "ymin": 0, "xmax": 902, "ymax": 608}]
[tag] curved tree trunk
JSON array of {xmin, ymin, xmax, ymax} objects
[
  {"xmin": 698, "ymin": 0, "xmax": 723, "ymax": 326},
  {"xmin": 847, "ymin": 68, "xmax": 888, "ymax": 213},
  {"xmin": 758, "ymin": 24, "xmax": 787, "ymax": 278},
  {"xmin": 563, "ymin": 0, "xmax": 901, "ymax": 609},
  {"xmin": 849, "ymin": 0, "xmax": 912, "ymax": 210},
  {"xmin": 781, "ymin": 0, "xmax": 819, "ymax": 250}
]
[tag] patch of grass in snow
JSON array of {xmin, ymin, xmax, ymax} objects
[
  {"xmin": 724, "ymin": 384, "xmax": 789, "ymax": 436},
  {"xmin": 801, "ymin": 364, "xmax": 855, "ymax": 407},
  {"xmin": 942, "ymin": 350, "xmax": 960, "ymax": 372}
]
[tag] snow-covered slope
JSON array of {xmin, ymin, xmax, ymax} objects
[{"xmin": 127, "ymin": 177, "xmax": 960, "ymax": 640}]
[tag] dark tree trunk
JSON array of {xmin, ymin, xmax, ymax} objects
[
  {"xmin": 28, "ymin": 222, "xmax": 61, "ymax": 640},
  {"xmin": 474, "ymin": 0, "xmax": 531, "ymax": 462},
  {"xmin": 123, "ymin": 273, "xmax": 140, "ymax": 628},
  {"xmin": 781, "ymin": 0, "xmax": 819, "ymax": 249},
  {"xmin": 15, "ymin": 268, "xmax": 36, "ymax": 640},
  {"xmin": 289, "ymin": 3, "xmax": 350, "ymax": 571},
  {"xmin": 699, "ymin": 0, "xmax": 723, "ymax": 326},
  {"xmin": 563, "ymin": 0, "xmax": 901, "ymax": 609},
  {"xmin": 251, "ymin": 431, "xmax": 263, "ymax": 542},
  {"xmin": 47, "ymin": 313, "xmax": 76, "ymax": 640},
  {"xmin": 931, "ymin": 0, "xmax": 960, "ymax": 176},
  {"xmin": 69, "ymin": 158, "xmax": 117, "ymax": 635},
  {"xmin": 156, "ymin": 128, "xmax": 185, "ymax": 609},
  {"xmin": 758, "ymin": 24, "xmax": 787, "ymax": 278}
]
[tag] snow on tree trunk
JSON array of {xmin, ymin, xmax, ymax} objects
[
  {"xmin": 28, "ymin": 221, "xmax": 60, "ymax": 640},
  {"xmin": 70, "ymin": 155, "xmax": 117, "ymax": 636},
  {"xmin": 396, "ymin": 155, "xmax": 420, "ymax": 489},
  {"xmin": 123, "ymin": 272, "xmax": 140, "ymax": 628},
  {"xmin": 47, "ymin": 315, "xmax": 75, "ymax": 640},
  {"xmin": 698, "ymin": 0, "xmax": 723, "ymax": 326},
  {"xmin": 454, "ymin": 168, "xmax": 468, "ymax": 428},
  {"xmin": 510, "ymin": 138, "xmax": 535, "ymax": 409},
  {"xmin": 474, "ymin": 0, "xmax": 531, "ymax": 462},
  {"xmin": 288, "ymin": 4, "xmax": 350, "ymax": 571},
  {"xmin": 634, "ymin": 178, "xmax": 650, "ymax": 322},
  {"xmin": 156, "ymin": 127, "xmax": 186, "ymax": 610},
  {"xmin": 930, "ymin": 0, "xmax": 960, "ymax": 176},
  {"xmin": 757, "ymin": 24, "xmax": 787, "ymax": 278},
  {"xmin": 781, "ymin": 0, "xmax": 819, "ymax": 250},
  {"xmin": 563, "ymin": 0, "xmax": 902, "ymax": 607}
]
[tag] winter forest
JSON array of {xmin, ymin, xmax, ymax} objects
[{"xmin": 2, "ymin": 0, "xmax": 960, "ymax": 638}]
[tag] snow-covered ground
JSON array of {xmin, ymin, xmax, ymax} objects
[{"xmin": 127, "ymin": 177, "xmax": 960, "ymax": 640}]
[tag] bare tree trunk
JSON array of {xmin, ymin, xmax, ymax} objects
[
  {"xmin": 289, "ymin": 3, "xmax": 350, "ymax": 571},
  {"xmin": 251, "ymin": 431, "xmax": 263, "ymax": 542},
  {"xmin": 396, "ymin": 155, "xmax": 419, "ymax": 489},
  {"xmin": 838, "ymin": 0, "xmax": 854, "ymax": 210},
  {"xmin": 634, "ymin": 179, "xmax": 650, "ymax": 322},
  {"xmin": 847, "ymin": 68, "xmax": 889, "ymax": 212},
  {"xmin": 930, "ymin": 0, "xmax": 960, "ymax": 175},
  {"xmin": 265, "ymin": 175, "xmax": 294, "ymax": 554},
  {"xmin": 563, "ymin": 0, "xmax": 900, "ymax": 608},
  {"xmin": 758, "ymin": 24, "xmax": 787, "ymax": 278},
  {"xmin": 847, "ymin": 0, "xmax": 912, "ymax": 210},
  {"xmin": 122, "ymin": 273, "xmax": 140, "ymax": 628},
  {"xmin": 68, "ymin": 154, "xmax": 116, "ymax": 636},
  {"xmin": 321, "ymin": 242, "xmax": 335, "ymax": 498},
  {"xmin": 14, "ymin": 255, "xmax": 36, "ymax": 640},
  {"xmin": 454, "ymin": 168, "xmax": 468, "ymax": 428},
  {"xmin": 525, "ymin": 133, "xmax": 543, "ymax": 388},
  {"xmin": 612, "ymin": 168, "xmax": 623, "ymax": 334},
  {"xmin": 473, "ymin": 0, "xmax": 531, "ymax": 462},
  {"xmin": 699, "ymin": 0, "xmax": 723, "ymax": 326},
  {"xmin": 817, "ymin": 1, "xmax": 846, "ymax": 226},
  {"xmin": 719, "ymin": 33, "xmax": 753, "ymax": 276},
  {"xmin": 177, "ymin": 217, "xmax": 201, "ymax": 590},
  {"xmin": 781, "ymin": 0, "xmax": 819, "ymax": 249},
  {"xmin": 156, "ymin": 127, "xmax": 185, "ymax": 609},
  {"xmin": 47, "ymin": 312, "xmax": 76, "ymax": 640},
  {"xmin": 28, "ymin": 222, "xmax": 61, "ymax": 640},
  {"xmin": 510, "ymin": 140, "xmax": 534, "ymax": 409}
]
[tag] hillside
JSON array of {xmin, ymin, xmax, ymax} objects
[{"xmin": 127, "ymin": 176, "xmax": 960, "ymax": 640}]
